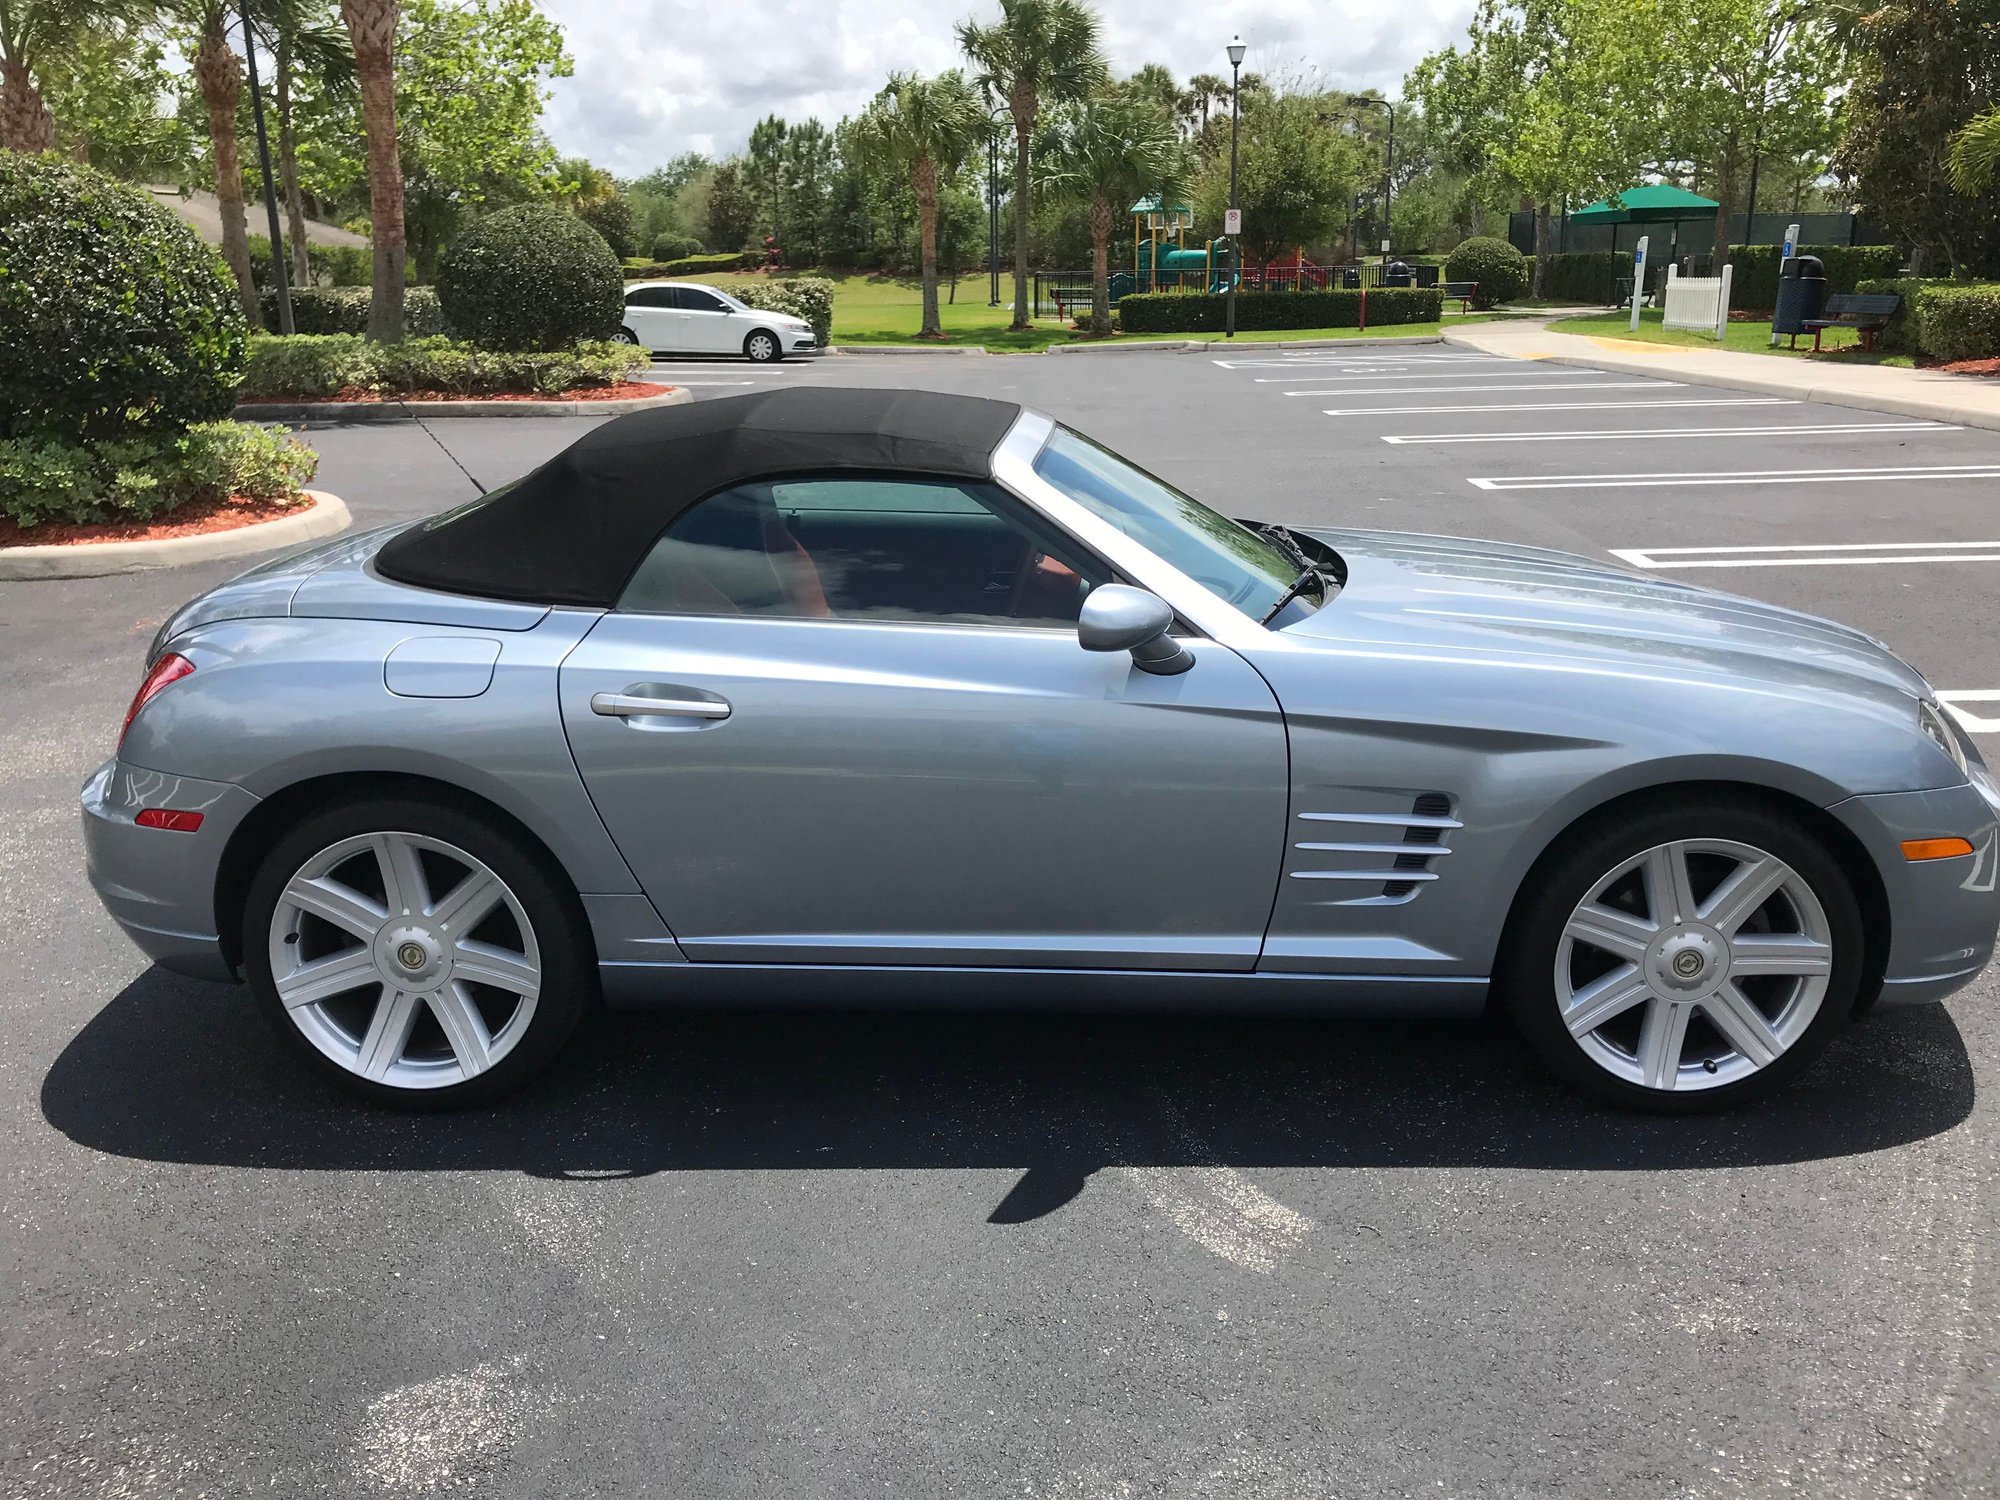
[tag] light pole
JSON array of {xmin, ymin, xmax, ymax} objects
[
  {"xmin": 1350, "ymin": 95, "xmax": 1395, "ymax": 264},
  {"xmin": 240, "ymin": 0, "xmax": 294, "ymax": 334},
  {"xmin": 1225, "ymin": 35, "xmax": 1245, "ymax": 339},
  {"xmin": 985, "ymin": 105, "xmax": 1009, "ymax": 308}
]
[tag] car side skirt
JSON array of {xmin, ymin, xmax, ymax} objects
[{"xmin": 598, "ymin": 961, "xmax": 1488, "ymax": 1017}]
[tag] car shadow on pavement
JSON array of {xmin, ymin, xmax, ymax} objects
[{"xmin": 42, "ymin": 967, "xmax": 1977, "ymax": 1222}]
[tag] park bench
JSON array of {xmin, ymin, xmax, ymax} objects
[
  {"xmin": 1802, "ymin": 292, "xmax": 1901, "ymax": 353},
  {"xmin": 1441, "ymin": 280, "xmax": 1479, "ymax": 313}
]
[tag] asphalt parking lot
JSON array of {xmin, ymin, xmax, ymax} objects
[{"xmin": 5, "ymin": 340, "xmax": 1999, "ymax": 1497}]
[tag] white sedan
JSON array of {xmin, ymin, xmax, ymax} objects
[{"xmin": 616, "ymin": 280, "xmax": 819, "ymax": 362}]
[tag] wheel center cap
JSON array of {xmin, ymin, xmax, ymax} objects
[
  {"xmin": 1673, "ymin": 951, "xmax": 1704, "ymax": 977},
  {"xmin": 1650, "ymin": 925, "xmax": 1725, "ymax": 994},
  {"xmin": 377, "ymin": 924, "xmax": 447, "ymax": 987}
]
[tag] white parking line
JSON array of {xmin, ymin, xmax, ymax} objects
[
  {"xmin": 1938, "ymin": 692, "xmax": 2000, "ymax": 733},
  {"xmin": 1324, "ymin": 397, "xmax": 1798, "ymax": 416},
  {"xmin": 1213, "ymin": 355, "xmax": 1492, "ymax": 369},
  {"xmin": 1472, "ymin": 464, "xmax": 2000, "ymax": 491},
  {"xmin": 1252, "ymin": 361, "xmax": 1514, "ymax": 379},
  {"xmin": 667, "ymin": 380, "xmax": 760, "ymax": 386},
  {"xmin": 1319, "ymin": 381, "xmax": 1683, "ymax": 404},
  {"xmin": 1284, "ymin": 368, "xmax": 1618, "ymax": 387},
  {"xmin": 1387, "ymin": 421, "xmax": 1954, "ymax": 445},
  {"xmin": 1610, "ymin": 541, "xmax": 2000, "ymax": 569}
]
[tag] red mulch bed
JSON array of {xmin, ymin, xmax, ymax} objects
[
  {"xmin": 0, "ymin": 491, "xmax": 314, "ymax": 549},
  {"xmin": 1934, "ymin": 357, "xmax": 2000, "ymax": 378},
  {"xmin": 236, "ymin": 380, "xmax": 672, "ymax": 404}
]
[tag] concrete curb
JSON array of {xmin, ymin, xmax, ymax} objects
[
  {"xmin": 1050, "ymin": 333, "xmax": 1448, "ymax": 354},
  {"xmin": 825, "ymin": 344, "xmax": 990, "ymax": 357},
  {"xmin": 0, "ymin": 490, "xmax": 351, "ymax": 581},
  {"xmin": 1443, "ymin": 328, "xmax": 2000, "ymax": 434},
  {"xmin": 233, "ymin": 386, "xmax": 692, "ymax": 425}
]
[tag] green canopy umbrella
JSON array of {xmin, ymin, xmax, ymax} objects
[{"xmin": 1569, "ymin": 184, "xmax": 1720, "ymax": 261}]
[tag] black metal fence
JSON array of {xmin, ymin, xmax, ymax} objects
[
  {"xmin": 1507, "ymin": 210, "xmax": 1888, "ymax": 256},
  {"xmin": 1030, "ymin": 262, "xmax": 1440, "ymax": 317}
]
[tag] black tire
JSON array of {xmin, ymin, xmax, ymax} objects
[
  {"xmin": 1498, "ymin": 794, "xmax": 1863, "ymax": 1113},
  {"xmin": 243, "ymin": 792, "xmax": 596, "ymax": 1110},
  {"xmin": 743, "ymin": 329, "xmax": 782, "ymax": 362},
  {"xmin": 614, "ymin": 326, "xmax": 641, "ymax": 346}
]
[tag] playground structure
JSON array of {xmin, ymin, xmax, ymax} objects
[{"xmin": 1107, "ymin": 197, "xmax": 1336, "ymax": 300}]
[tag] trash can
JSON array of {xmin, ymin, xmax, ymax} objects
[
  {"xmin": 1382, "ymin": 260, "xmax": 1413, "ymax": 288},
  {"xmin": 1772, "ymin": 253, "xmax": 1827, "ymax": 336},
  {"xmin": 1341, "ymin": 267, "xmax": 1361, "ymax": 289}
]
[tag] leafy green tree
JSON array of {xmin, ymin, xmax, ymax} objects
[
  {"xmin": 1839, "ymin": 0, "xmax": 2000, "ymax": 274},
  {"xmin": 775, "ymin": 117, "xmax": 834, "ymax": 265},
  {"xmin": 1193, "ymin": 91, "xmax": 1361, "ymax": 275},
  {"xmin": 34, "ymin": 15, "xmax": 196, "ymax": 181},
  {"xmin": 251, "ymin": 0, "xmax": 353, "ymax": 287},
  {"xmin": 855, "ymin": 71, "xmax": 986, "ymax": 336},
  {"xmin": 1950, "ymin": 107, "xmax": 2000, "ymax": 195},
  {"xmin": 1037, "ymin": 91, "xmax": 1184, "ymax": 334},
  {"xmin": 1, "ymin": 0, "xmax": 148, "ymax": 151},
  {"xmin": 958, "ymin": 0, "xmax": 1108, "ymax": 328},
  {"xmin": 561, "ymin": 155, "xmax": 634, "ymax": 256},
  {"xmin": 743, "ymin": 112, "xmax": 787, "ymax": 236},
  {"xmin": 705, "ymin": 159, "xmax": 753, "ymax": 250}
]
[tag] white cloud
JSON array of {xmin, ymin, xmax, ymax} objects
[{"xmin": 537, "ymin": 0, "xmax": 1477, "ymax": 176}]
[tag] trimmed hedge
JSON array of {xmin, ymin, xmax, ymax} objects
[
  {"xmin": 241, "ymin": 334, "xmax": 649, "ymax": 399},
  {"xmin": 0, "ymin": 420, "xmax": 316, "ymax": 529},
  {"xmin": 1727, "ymin": 244, "xmax": 1902, "ymax": 310},
  {"xmin": 438, "ymin": 203, "xmax": 624, "ymax": 352},
  {"xmin": 650, "ymin": 232, "xmax": 703, "ymax": 262},
  {"xmin": 622, "ymin": 251, "xmax": 758, "ymax": 278},
  {"xmin": 1444, "ymin": 236, "xmax": 1527, "ymax": 309},
  {"xmin": 258, "ymin": 286, "xmax": 446, "ymax": 336},
  {"xmin": 734, "ymin": 276, "xmax": 834, "ymax": 346},
  {"xmin": 1855, "ymin": 278, "xmax": 2000, "ymax": 361},
  {"xmin": 1116, "ymin": 287, "xmax": 1442, "ymax": 333},
  {"xmin": 0, "ymin": 154, "xmax": 244, "ymax": 440},
  {"xmin": 1535, "ymin": 251, "xmax": 1626, "ymax": 304}
]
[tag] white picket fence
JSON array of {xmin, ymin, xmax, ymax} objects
[{"xmin": 1662, "ymin": 263, "xmax": 1733, "ymax": 341}]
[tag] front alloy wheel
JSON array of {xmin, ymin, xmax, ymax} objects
[
  {"xmin": 1505, "ymin": 798, "xmax": 1862, "ymax": 1111},
  {"xmin": 744, "ymin": 330, "xmax": 781, "ymax": 362}
]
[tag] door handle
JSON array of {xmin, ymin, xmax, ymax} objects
[{"xmin": 590, "ymin": 691, "xmax": 731, "ymax": 721}]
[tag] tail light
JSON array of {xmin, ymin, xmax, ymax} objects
[{"xmin": 121, "ymin": 652, "xmax": 194, "ymax": 746}]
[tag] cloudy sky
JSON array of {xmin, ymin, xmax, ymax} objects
[{"xmin": 537, "ymin": 0, "xmax": 1478, "ymax": 177}]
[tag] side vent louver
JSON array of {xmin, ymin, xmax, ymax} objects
[{"xmin": 1383, "ymin": 792, "xmax": 1453, "ymax": 898}]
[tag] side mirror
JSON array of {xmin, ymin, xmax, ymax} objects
[{"xmin": 1077, "ymin": 585, "xmax": 1194, "ymax": 676}]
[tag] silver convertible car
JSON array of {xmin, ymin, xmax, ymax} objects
[{"xmin": 85, "ymin": 389, "xmax": 1999, "ymax": 1112}]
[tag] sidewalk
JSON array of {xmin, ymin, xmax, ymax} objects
[{"xmin": 1447, "ymin": 316, "xmax": 2000, "ymax": 433}]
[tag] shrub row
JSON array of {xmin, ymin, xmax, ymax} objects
[
  {"xmin": 733, "ymin": 276, "xmax": 835, "ymax": 346},
  {"xmin": 1532, "ymin": 244, "xmax": 1904, "ymax": 308},
  {"xmin": 1116, "ymin": 286, "xmax": 1442, "ymax": 333},
  {"xmin": 1855, "ymin": 278, "xmax": 2000, "ymax": 361},
  {"xmin": 258, "ymin": 286, "xmax": 446, "ymax": 336},
  {"xmin": 241, "ymin": 334, "xmax": 649, "ymax": 399},
  {"xmin": 0, "ymin": 421, "xmax": 316, "ymax": 529},
  {"xmin": 621, "ymin": 251, "xmax": 758, "ymax": 278}
]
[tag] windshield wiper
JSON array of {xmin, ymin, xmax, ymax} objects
[{"xmin": 1260, "ymin": 563, "xmax": 1333, "ymax": 625}]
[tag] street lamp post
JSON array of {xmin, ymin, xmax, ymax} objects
[
  {"xmin": 239, "ymin": 0, "xmax": 294, "ymax": 334},
  {"xmin": 985, "ymin": 105, "xmax": 1009, "ymax": 308},
  {"xmin": 1351, "ymin": 95, "xmax": 1395, "ymax": 263},
  {"xmin": 1225, "ymin": 35, "xmax": 1245, "ymax": 339}
]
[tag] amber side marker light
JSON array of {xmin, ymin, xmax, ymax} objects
[{"xmin": 1901, "ymin": 837, "xmax": 1975, "ymax": 861}]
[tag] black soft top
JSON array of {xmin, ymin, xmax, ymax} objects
[{"xmin": 375, "ymin": 387, "xmax": 1025, "ymax": 607}]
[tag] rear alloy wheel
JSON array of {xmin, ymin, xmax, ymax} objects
[
  {"xmin": 245, "ymin": 796, "xmax": 594, "ymax": 1108},
  {"xmin": 1504, "ymin": 800, "xmax": 1861, "ymax": 1111},
  {"xmin": 613, "ymin": 326, "xmax": 641, "ymax": 346},
  {"xmin": 744, "ymin": 329, "xmax": 781, "ymax": 362}
]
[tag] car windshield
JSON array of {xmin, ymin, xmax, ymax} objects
[{"xmin": 1032, "ymin": 426, "xmax": 1303, "ymax": 618}]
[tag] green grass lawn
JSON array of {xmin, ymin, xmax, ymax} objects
[
  {"xmin": 693, "ymin": 269, "xmax": 1453, "ymax": 350},
  {"xmin": 1550, "ymin": 307, "xmax": 1915, "ymax": 366}
]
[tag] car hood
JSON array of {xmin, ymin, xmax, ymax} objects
[{"xmin": 1287, "ymin": 527, "xmax": 1933, "ymax": 702}]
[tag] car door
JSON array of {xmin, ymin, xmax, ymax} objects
[
  {"xmin": 622, "ymin": 286, "xmax": 680, "ymax": 351},
  {"xmin": 674, "ymin": 285, "xmax": 738, "ymax": 353},
  {"xmin": 559, "ymin": 473, "xmax": 1290, "ymax": 970}
]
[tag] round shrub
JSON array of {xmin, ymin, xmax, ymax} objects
[
  {"xmin": 652, "ymin": 231, "xmax": 702, "ymax": 261},
  {"xmin": 436, "ymin": 204, "xmax": 624, "ymax": 351},
  {"xmin": 1445, "ymin": 235, "xmax": 1530, "ymax": 309},
  {"xmin": 0, "ymin": 153, "xmax": 245, "ymax": 440}
]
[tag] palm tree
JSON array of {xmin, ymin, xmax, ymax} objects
[
  {"xmin": 957, "ymin": 0, "xmax": 1106, "ymax": 330},
  {"xmin": 856, "ymin": 71, "xmax": 985, "ymax": 338},
  {"xmin": 1182, "ymin": 71, "xmax": 1227, "ymax": 131},
  {"xmin": 1037, "ymin": 93, "xmax": 1184, "ymax": 336},
  {"xmin": 185, "ymin": 3, "xmax": 262, "ymax": 326},
  {"xmin": 340, "ymin": 0, "xmax": 405, "ymax": 340},
  {"xmin": 1949, "ymin": 107, "xmax": 2000, "ymax": 195},
  {"xmin": 0, "ymin": 0, "xmax": 142, "ymax": 152}
]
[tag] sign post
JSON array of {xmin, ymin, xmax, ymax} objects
[
  {"xmin": 1769, "ymin": 221, "xmax": 1800, "ymax": 346},
  {"xmin": 1629, "ymin": 236, "xmax": 1648, "ymax": 333}
]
